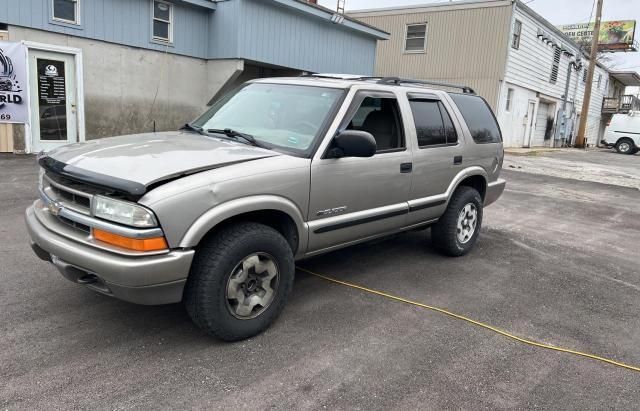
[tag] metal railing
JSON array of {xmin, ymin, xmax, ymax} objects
[{"xmin": 602, "ymin": 95, "xmax": 640, "ymax": 113}]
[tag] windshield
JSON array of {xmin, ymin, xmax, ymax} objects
[{"xmin": 191, "ymin": 83, "xmax": 344, "ymax": 156}]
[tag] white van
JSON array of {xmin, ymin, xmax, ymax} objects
[{"xmin": 601, "ymin": 112, "xmax": 640, "ymax": 154}]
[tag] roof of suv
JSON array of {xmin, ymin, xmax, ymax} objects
[{"xmin": 250, "ymin": 74, "xmax": 476, "ymax": 95}]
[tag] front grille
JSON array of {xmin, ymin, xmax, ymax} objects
[
  {"xmin": 48, "ymin": 184, "xmax": 91, "ymax": 209},
  {"xmin": 58, "ymin": 215, "xmax": 91, "ymax": 234},
  {"xmin": 42, "ymin": 172, "xmax": 103, "ymax": 235},
  {"xmin": 43, "ymin": 173, "xmax": 96, "ymax": 216}
]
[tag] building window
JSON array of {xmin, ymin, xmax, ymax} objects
[
  {"xmin": 405, "ymin": 23, "xmax": 427, "ymax": 53},
  {"xmin": 152, "ymin": 0, "xmax": 173, "ymax": 43},
  {"xmin": 512, "ymin": 20, "xmax": 522, "ymax": 49},
  {"xmin": 506, "ymin": 88, "xmax": 514, "ymax": 111},
  {"xmin": 550, "ymin": 46, "xmax": 561, "ymax": 84},
  {"xmin": 597, "ymin": 73, "xmax": 602, "ymax": 89},
  {"xmin": 52, "ymin": 0, "xmax": 79, "ymax": 24}
]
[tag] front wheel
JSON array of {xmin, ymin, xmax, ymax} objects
[
  {"xmin": 431, "ymin": 186, "xmax": 483, "ymax": 257},
  {"xmin": 184, "ymin": 222, "xmax": 295, "ymax": 341},
  {"xmin": 615, "ymin": 139, "xmax": 636, "ymax": 155}
]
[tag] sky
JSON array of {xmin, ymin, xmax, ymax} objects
[{"xmin": 318, "ymin": 0, "xmax": 640, "ymax": 74}]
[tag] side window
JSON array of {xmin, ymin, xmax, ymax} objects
[
  {"xmin": 409, "ymin": 100, "xmax": 458, "ymax": 147},
  {"xmin": 347, "ymin": 96, "xmax": 405, "ymax": 152},
  {"xmin": 152, "ymin": 0, "xmax": 173, "ymax": 43},
  {"xmin": 53, "ymin": 0, "xmax": 80, "ymax": 25},
  {"xmin": 449, "ymin": 93, "xmax": 502, "ymax": 144}
]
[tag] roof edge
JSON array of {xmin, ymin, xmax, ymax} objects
[
  {"xmin": 273, "ymin": 0, "xmax": 390, "ymax": 40},
  {"xmin": 346, "ymin": 0, "xmax": 511, "ymax": 16}
]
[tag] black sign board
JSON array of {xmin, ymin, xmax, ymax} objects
[{"xmin": 37, "ymin": 59, "xmax": 67, "ymax": 141}]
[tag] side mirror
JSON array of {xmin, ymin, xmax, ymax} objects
[{"xmin": 329, "ymin": 130, "xmax": 376, "ymax": 158}]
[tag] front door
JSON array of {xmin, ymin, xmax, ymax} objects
[
  {"xmin": 307, "ymin": 91, "xmax": 412, "ymax": 253},
  {"xmin": 523, "ymin": 100, "xmax": 536, "ymax": 147},
  {"xmin": 28, "ymin": 50, "xmax": 77, "ymax": 153}
]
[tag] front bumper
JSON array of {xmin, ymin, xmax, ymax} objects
[
  {"xmin": 25, "ymin": 204, "xmax": 194, "ymax": 305},
  {"xmin": 485, "ymin": 178, "xmax": 506, "ymax": 207}
]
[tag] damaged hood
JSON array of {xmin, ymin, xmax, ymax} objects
[{"xmin": 40, "ymin": 131, "xmax": 280, "ymax": 196}]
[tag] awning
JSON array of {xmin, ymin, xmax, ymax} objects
[{"xmin": 609, "ymin": 71, "xmax": 640, "ymax": 87}]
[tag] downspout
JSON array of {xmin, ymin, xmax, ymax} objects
[{"xmin": 555, "ymin": 58, "xmax": 582, "ymax": 146}]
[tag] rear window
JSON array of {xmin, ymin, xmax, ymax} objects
[{"xmin": 449, "ymin": 94, "xmax": 502, "ymax": 144}]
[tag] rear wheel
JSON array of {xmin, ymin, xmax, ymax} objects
[
  {"xmin": 431, "ymin": 186, "xmax": 483, "ymax": 257},
  {"xmin": 184, "ymin": 222, "xmax": 295, "ymax": 341},
  {"xmin": 615, "ymin": 138, "xmax": 636, "ymax": 155}
]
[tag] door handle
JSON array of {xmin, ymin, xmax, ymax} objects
[
  {"xmin": 453, "ymin": 156, "xmax": 463, "ymax": 165},
  {"xmin": 400, "ymin": 162, "xmax": 412, "ymax": 173}
]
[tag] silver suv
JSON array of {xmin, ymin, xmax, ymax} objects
[{"xmin": 26, "ymin": 75, "xmax": 506, "ymax": 341}]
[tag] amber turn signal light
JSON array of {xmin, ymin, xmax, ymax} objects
[{"xmin": 93, "ymin": 228, "xmax": 168, "ymax": 252}]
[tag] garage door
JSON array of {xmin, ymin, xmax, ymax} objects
[{"xmin": 531, "ymin": 102, "xmax": 550, "ymax": 147}]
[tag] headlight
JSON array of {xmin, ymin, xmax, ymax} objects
[{"xmin": 93, "ymin": 196, "xmax": 158, "ymax": 228}]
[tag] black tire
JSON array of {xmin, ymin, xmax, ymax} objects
[
  {"xmin": 184, "ymin": 222, "xmax": 295, "ymax": 341},
  {"xmin": 615, "ymin": 138, "xmax": 636, "ymax": 155},
  {"xmin": 431, "ymin": 186, "xmax": 483, "ymax": 257}
]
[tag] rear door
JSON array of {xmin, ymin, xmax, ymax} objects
[{"xmin": 404, "ymin": 93, "xmax": 465, "ymax": 224}]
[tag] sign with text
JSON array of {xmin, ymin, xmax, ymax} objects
[
  {"xmin": 0, "ymin": 41, "xmax": 29, "ymax": 123},
  {"xmin": 558, "ymin": 20, "xmax": 637, "ymax": 52},
  {"xmin": 37, "ymin": 58, "xmax": 68, "ymax": 140}
]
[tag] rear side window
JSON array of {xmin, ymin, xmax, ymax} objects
[
  {"xmin": 409, "ymin": 100, "xmax": 458, "ymax": 147},
  {"xmin": 449, "ymin": 94, "xmax": 502, "ymax": 144}
]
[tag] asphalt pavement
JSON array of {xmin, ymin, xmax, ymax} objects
[{"xmin": 1, "ymin": 153, "xmax": 639, "ymax": 409}]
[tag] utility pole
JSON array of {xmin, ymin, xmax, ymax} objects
[{"xmin": 575, "ymin": 0, "xmax": 604, "ymax": 148}]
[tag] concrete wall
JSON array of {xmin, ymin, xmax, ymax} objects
[
  {"xmin": 9, "ymin": 26, "xmax": 242, "ymax": 141},
  {"xmin": 349, "ymin": 1, "xmax": 513, "ymax": 109}
]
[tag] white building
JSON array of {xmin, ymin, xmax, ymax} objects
[{"xmin": 350, "ymin": 0, "xmax": 640, "ymax": 148}]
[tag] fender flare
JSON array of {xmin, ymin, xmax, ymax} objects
[
  {"xmin": 179, "ymin": 195, "xmax": 308, "ymax": 253},
  {"xmin": 446, "ymin": 166, "xmax": 488, "ymax": 201}
]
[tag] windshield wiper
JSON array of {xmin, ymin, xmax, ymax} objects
[
  {"xmin": 207, "ymin": 128, "xmax": 269, "ymax": 149},
  {"xmin": 181, "ymin": 123, "xmax": 207, "ymax": 135}
]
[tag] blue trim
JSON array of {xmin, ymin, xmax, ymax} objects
[
  {"xmin": 270, "ymin": 0, "xmax": 390, "ymax": 40},
  {"xmin": 174, "ymin": 0, "xmax": 216, "ymax": 10}
]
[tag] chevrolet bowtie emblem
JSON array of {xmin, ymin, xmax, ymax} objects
[{"xmin": 48, "ymin": 201, "xmax": 62, "ymax": 216}]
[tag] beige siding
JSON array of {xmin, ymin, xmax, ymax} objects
[{"xmin": 350, "ymin": 3, "xmax": 513, "ymax": 109}]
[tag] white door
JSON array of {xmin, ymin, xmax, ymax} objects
[
  {"xmin": 523, "ymin": 100, "xmax": 536, "ymax": 147},
  {"xmin": 28, "ymin": 50, "xmax": 78, "ymax": 153},
  {"xmin": 531, "ymin": 102, "xmax": 549, "ymax": 147}
]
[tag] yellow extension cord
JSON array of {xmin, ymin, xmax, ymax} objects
[{"xmin": 296, "ymin": 267, "xmax": 640, "ymax": 373}]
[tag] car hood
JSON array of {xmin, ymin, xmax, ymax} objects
[{"xmin": 40, "ymin": 131, "xmax": 280, "ymax": 196}]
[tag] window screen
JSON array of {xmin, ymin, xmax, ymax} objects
[
  {"xmin": 405, "ymin": 23, "xmax": 427, "ymax": 52},
  {"xmin": 153, "ymin": 0, "xmax": 172, "ymax": 42},
  {"xmin": 53, "ymin": 0, "xmax": 78, "ymax": 23},
  {"xmin": 409, "ymin": 100, "xmax": 458, "ymax": 147},
  {"xmin": 449, "ymin": 94, "xmax": 502, "ymax": 144},
  {"xmin": 506, "ymin": 88, "xmax": 514, "ymax": 111},
  {"xmin": 512, "ymin": 20, "xmax": 522, "ymax": 49}
]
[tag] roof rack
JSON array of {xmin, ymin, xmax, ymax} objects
[
  {"xmin": 377, "ymin": 77, "xmax": 476, "ymax": 94},
  {"xmin": 298, "ymin": 74, "xmax": 476, "ymax": 94},
  {"xmin": 299, "ymin": 73, "xmax": 383, "ymax": 81}
]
